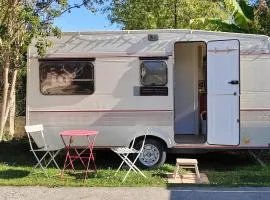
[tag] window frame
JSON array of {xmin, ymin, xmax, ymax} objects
[
  {"xmin": 140, "ymin": 60, "xmax": 168, "ymax": 87},
  {"xmin": 39, "ymin": 58, "xmax": 95, "ymax": 96}
]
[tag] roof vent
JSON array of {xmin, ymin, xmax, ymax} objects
[{"xmin": 148, "ymin": 34, "xmax": 159, "ymax": 41}]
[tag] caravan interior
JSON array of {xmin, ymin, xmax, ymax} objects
[{"xmin": 174, "ymin": 42, "xmax": 207, "ymax": 144}]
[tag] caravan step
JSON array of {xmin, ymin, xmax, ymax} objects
[{"xmin": 173, "ymin": 158, "xmax": 201, "ymax": 181}]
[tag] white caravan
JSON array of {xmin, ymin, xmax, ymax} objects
[{"xmin": 27, "ymin": 29, "xmax": 270, "ymax": 168}]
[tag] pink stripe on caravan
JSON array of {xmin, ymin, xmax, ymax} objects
[
  {"xmin": 30, "ymin": 109, "xmax": 173, "ymax": 112},
  {"xmin": 241, "ymin": 109, "xmax": 270, "ymax": 111},
  {"xmin": 31, "ymin": 109, "xmax": 270, "ymax": 112}
]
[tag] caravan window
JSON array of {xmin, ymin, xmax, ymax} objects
[
  {"xmin": 39, "ymin": 59, "xmax": 94, "ymax": 95},
  {"xmin": 140, "ymin": 61, "xmax": 167, "ymax": 86}
]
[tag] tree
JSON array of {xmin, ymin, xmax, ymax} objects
[
  {"xmin": 190, "ymin": 0, "xmax": 270, "ymax": 35},
  {"xmin": 106, "ymin": 0, "xmax": 228, "ymax": 29},
  {"xmin": 0, "ymin": 0, "xmax": 102, "ymax": 141},
  {"xmin": 252, "ymin": 0, "xmax": 270, "ymax": 35}
]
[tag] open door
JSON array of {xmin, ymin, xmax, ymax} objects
[{"xmin": 207, "ymin": 39, "xmax": 240, "ymax": 145}]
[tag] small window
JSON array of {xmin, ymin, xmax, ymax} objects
[
  {"xmin": 140, "ymin": 61, "xmax": 167, "ymax": 86},
  {"xmin": 39, "ymin": 59, "xmax": 94, "ymax": 95}
]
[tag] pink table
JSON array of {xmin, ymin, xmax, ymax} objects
[{"xmin": 60, "ymin": 130, "xmax": 98, "ymax": 180}]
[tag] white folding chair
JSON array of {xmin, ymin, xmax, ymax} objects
[
  {"xmin": 25, "ymin": 124, "xmax": 61, "ymax": 177},
  {"xmin": 111, "ymin": 133, "xmax": 147, "ymax": 182}
]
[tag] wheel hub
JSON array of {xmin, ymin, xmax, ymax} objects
[{"xmin": 139, "ymin": 144, "xmax": 160, "ymax": 167}]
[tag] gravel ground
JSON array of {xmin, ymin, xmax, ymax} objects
[
  {"xmin": 0, "ymin": 186, "xmax": 170, "ymax": 200},
  {"xmin": 1, "ymin": 186, "xmax": 270, "ymax": 200}
]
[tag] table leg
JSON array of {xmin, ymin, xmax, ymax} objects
[
  {"xmin": 74, "ymin": 148, "xmax": 86, "ymax": 168},
  {"xmin": 84, "ymin": 135, "xmax": 97, "ymax": 180},
  {"xmin": 61, "ymin": 136, "xmax": 75, "ymax": 178}
]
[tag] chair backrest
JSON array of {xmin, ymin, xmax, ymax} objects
[
  {"xmin": 138, "ymin": 134, "xmax": 147, "ymax": 153},
  {"xmin": 25, "ymin": 124, "xmax": 48, "ymax": 149},
  {"xmin": 130, "ymin": 128, "xmax": 148, "ymax": 152}
]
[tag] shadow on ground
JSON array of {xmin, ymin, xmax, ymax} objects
[
  {"xmin": 165, "ymin": 150, "xmax": 268, "ymax": 171},
  {"xmin": 0, "ymin": 139, "xmax": 269, "ymax": 173},
  {"xmin": 0, "ymin": 169, "xmax": 30, "ymax": 179}
]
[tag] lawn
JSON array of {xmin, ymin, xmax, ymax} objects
[
  {"xmin": 0, "ymin": 140, "xmax": 169, "ymax": 187},
  {"xmin": 0, "ymin": 138, "xmax": 270, "ymax": 187},
  {"xmin": 0, "ymin": 117, "xmax": 270, "ymax": 187}
]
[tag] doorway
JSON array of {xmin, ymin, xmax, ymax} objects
[
  {"xmin": 174, "ymin": 41, "xmax": 207, "ymax": 144},
  {"xmin": 174, "ymin": 40, "xmax": 240, "ymax": 145}
]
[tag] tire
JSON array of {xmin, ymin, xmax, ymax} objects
[{"xmin": 135, "ymin": 138, "xmax": 166, "ymax": 169}]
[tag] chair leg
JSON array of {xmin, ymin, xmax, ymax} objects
[
  {"xmin": 115, "ymin": 153, "xmax": 129, "ymax": 176},
  {"xmin": 46, "ymin": 150, "xmax": 61, "ymax": 169},
  {"xmin": 34, "ymin": 151, "xmax": 49, "ymax": 169},
  {"xmin": 122, "ymin": 167, "xmax": 132, "ymax": 182},
  {"xmin": 130, "ymin": 153, "xmax": 146, "ymax": 178},
  {"xmin": 122, "ymin": 153, "xmax": 146, "ymax": 182},
  {"xmin": 115, "ymin": 160, "xmax": 125, "ymax": 176},
  {"xmin": 31, "ymin": 151, "xmax": 49, "ymax": 177},
  {"xmin": 118, "ymin": 154, "xmax": 139, "ymax": 172}
]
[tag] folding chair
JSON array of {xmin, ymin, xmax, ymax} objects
[
  {"xmin": 25, "ymin": 124, "xmax": 62, "ymax": 177},
  {"xmin": 111, "ymin": 132, "xmax": 147, "ymax": 182}
]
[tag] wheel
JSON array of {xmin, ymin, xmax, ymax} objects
[{"xmin": 135, "ymin": 138, "xmax": 166, "ymax": 169}]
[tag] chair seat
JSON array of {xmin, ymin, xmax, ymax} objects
[
  {"xmin": 31, "ymin": 145, "xmax": 61, "ymax": 152},
  {"xmin": 111, "ymin": 147, "xmax": 140, "ymax": 154}
]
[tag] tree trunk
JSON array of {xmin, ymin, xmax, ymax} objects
[
  {"xmin": 4, "ymin": 69, "xmax": 18, "ymax": 122},
  {"xmin": 9, "ymin": 89, "xmax": 15, "ymax": 139},
  {"xmin": 0, "ymin": 66, "xmax": 9, "ymax": 141}
]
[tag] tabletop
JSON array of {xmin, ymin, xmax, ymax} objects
[{"xmin": 60, "ymin": 130, "xmax": 98, "ymax": 136}]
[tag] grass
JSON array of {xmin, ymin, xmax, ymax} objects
[
  {"xmin": 0, "ymin": 139, "xmax": 171, "ymax": 187},
  {"xmin": 0, "ymin": 164, "xmax": 168, "ymax": 187},
  {"xmin": 0, "ymin": 117, "xmax": 270, "ymax": 187},
  {"xmin": 0, "ymin": 139, "xmax": 270, "ymax": 187}
]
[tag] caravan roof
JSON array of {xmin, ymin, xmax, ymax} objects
[{"xmin": 29, "ymin": 29, "xmax": 270, "ymax": 58}]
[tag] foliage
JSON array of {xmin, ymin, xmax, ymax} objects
[
  {"xmin": 106, "ymin": 0, "xmax": 270, "ymax": 35},
  {"xmin": 16, "ymin": 68, "xmax": 26, "ymax": 116},
  {"xmin": 106, "ymin": 0, "xmax": 228, "ymax": 29},
  {"xmin": 0, "ymin": 0, "xmax": 104, "ymax": 140},
  {"xmin": 190, "ymin": 0, "xmax": 270, "ymax": 35}
]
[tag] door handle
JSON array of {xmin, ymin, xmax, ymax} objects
[{"xmin": 228, "ymin": 80, "xmax": 239, "ymax": 85}]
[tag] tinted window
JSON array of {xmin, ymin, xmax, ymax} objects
[
  {"xmin": 39, "ymin": 60, "xmax": 94, "ymax": 95},
  {"xmin": 140, "ymin": 61, "xmax": 167, "ymax": 86}
]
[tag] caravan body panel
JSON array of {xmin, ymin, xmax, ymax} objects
[{"xmin": 27, "ymin": 29, "xmax": 270, "ymax": 149}]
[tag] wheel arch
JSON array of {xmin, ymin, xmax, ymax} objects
[
  {"xmin": 126, "ymin": 127, "xmax": 173, "ymax": 149},
  {"xmin": 131, "ymin": 135, "xmax": 168, "ymax": 150}
]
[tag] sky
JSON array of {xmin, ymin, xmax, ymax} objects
[{"xmin": 54, "ymin": 4, "xmax": 119, "ymax": 31}]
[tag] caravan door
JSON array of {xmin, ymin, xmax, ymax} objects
[{"xmin": 207, "ymin": 39, "xmax": 240, "ymax": 145}]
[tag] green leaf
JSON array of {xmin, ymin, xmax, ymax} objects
[
  {"xmin": 0, "ymin": 25, "xmax": 8, "ymax": 36},
  {"xmin": 225, "ymin": 0, "xmax": 251, "ymax": 29},
  {"xmin": 190, "ymin": 17, "xmax": 244, "ymax": 33},
  {"xmin": 238, "ymin": 0, "xmax": 254, "ymax": 20}
]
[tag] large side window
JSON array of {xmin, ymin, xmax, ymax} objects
[
  {"xmin": 140, "ymin": 60, "xmax": 167, "ymax": 86},
  {"xmin": 39, "ymin": 59, "xmax": 94, "ymax": 95}
]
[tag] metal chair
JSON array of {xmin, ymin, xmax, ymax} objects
[
  {"xmin": 25, "ymin": 124, "xmax": 61, "ymax": 177},
  {"xmin": 111, "ymin": 132, "xmax": 147, "ymax": 182}
]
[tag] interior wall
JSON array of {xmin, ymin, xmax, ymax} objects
[{"xmin": 174, "ymin": 43, "xmax": 199, "ymax": 134}]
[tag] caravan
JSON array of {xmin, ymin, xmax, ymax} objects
[{"xmin": 27, "ymin": 29, "xmax": 270, "ymax": 168}]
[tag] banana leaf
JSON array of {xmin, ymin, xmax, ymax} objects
[
  {"xmin": 190, "ymin": 17, "xmax": 244, "ymax": 33},
  {"xmin": 226, "ymin": 0, "xmax": 251, "ymax": 29},
  {"xmin": 238, "ymin": 0, "xmax": 254, "ymax": 20}
]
